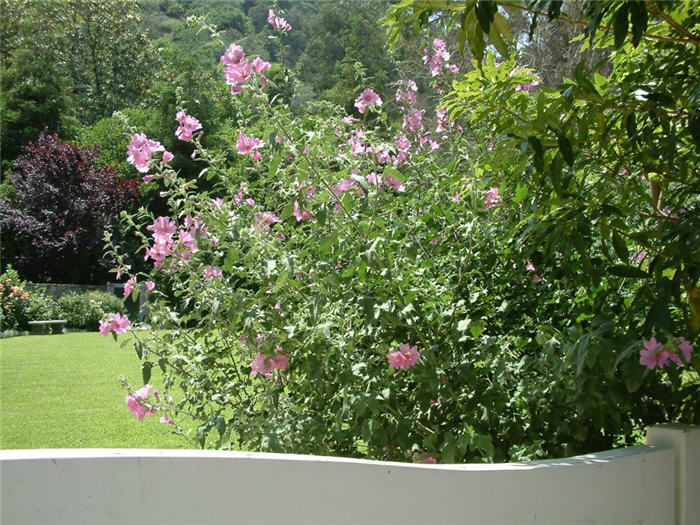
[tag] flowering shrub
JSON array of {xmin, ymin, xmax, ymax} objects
[
  {"xmin": 0, "ymin": 266, "xmax": 32, "ymax": 331},
  {"xmin": 107, "ymin": 10, "xmax": 698, "ymax": 462}
]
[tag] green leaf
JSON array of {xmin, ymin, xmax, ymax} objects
[
  {"xmin": 141, "ymin": 361, "xmax": 152, "ymax": 385},
  {"xmin": 513, "ymin": 182, "xmax": 528, "ymax": 203},
  {"xmin": 611, "ymin": 231, "xmax": 629, "ymax": 262},
  {"xmin": 474, "ymin": 1, "xmax": 497, "ymax": 36},
  {"xmin": 613, "ymin": 4, "xmax": 629, "ymax": 49},
  {"xmin": 134, "ymin": 341, "xmax": 143, "ymax": 360},
  {"xmin": 629, "ymin": 1, "xmax": 648, "ymax": 47},
  {"xmin": 214, "ymin": 415, "xmax": 226, "ymax": 437},
  {"xmin": 609, "ymin": 265, "xmax": 649, "ymax": 279},
  {"xmin": 547, "ymin": 1, "xmax": 563, "ymax": 20},
  {"xmin": 470, "ymin": 320, "xmax": 484, "ymax": 338},
  {"xmin": 556, "ymin": 133, "xmax": 574, "ymax": 166},
  {"xmin": 527, "ymin": 136, "xmax": 544, "ymax": 172}
]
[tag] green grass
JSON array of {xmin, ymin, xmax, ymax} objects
[{"xmin": 0, "ymin": 332, "xmax": 190, "ymax": 449}]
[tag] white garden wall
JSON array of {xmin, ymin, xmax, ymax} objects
[{"xmin": 1, "ymin": 424, "xmax": 697, "ymax": 525}]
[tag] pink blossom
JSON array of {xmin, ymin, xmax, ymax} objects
[
  {"xmin": 413, "ymin": 452, "xmax": 437, "ymax": 464},
  {"xmin": 395, "ymin": 79, "xmax": 418, "ymax": 105},
  {"xmin": 403, "ymin": 108, "xmax": 425, "ymax": 133},
  {"xmin": 145, "ymin": 243, "xmax": 171, "ymax": 262},
  {"xmin": 333, "ymin": 178, "xmax": 355, "ymax": 195},
  {"xmin": 252, "ymin": 56, "xmax": 271, "ymax": 75},
  {"xmin": 175, "ymin": 110, "xmax": 202, "ymax": 142},
  {"xmin": 115, "ymin": 267, "xmax": 123, "ymax": 280},
  {"xmin": 98, "ymin": 318, "xmax": 111, "ymax": 336},
  {"xmin": 162, "ymin": 151, "xmax": 174, "ymax": 164},
  {"xmin": 633, "ymin": 251, "xmax": 647, "ymax": 262},
  {"xmin": 250, "ymin": 348, "xmax": 289, "ymax": 378},
  {"xmin": 525, "ymin": 261, "xmax": 536, "ymax": 272},
  {"xmin": 395, "ymin": 134, "xmax": 411, "ymax": 152},
  {"xmin": 221, "ymin": 43, "xmax": 245, "ymax": 66},
  {"xmin": 148, "ymin": 216, "xmax": 177, "ymax": 244},
  {"xmin": 448, "ymin": 64, "xmax": 459, "ymax": 74},
  {"xmin": 485, "ymin": 187, "xmax": 501, "ymax": 210},
  {"xmin": 127, "ymin": 133, "xmax": 164, "ymax": 173},
  {"xmin": 366, "ymin": 173, "xmax": 382, "ymax": 186},
  {"xmin": 678, "ymin": 337, "xmax": 693, "ymax": 363},
  {"xmin": 160, "ymin": 413, "xmax": 175, "ymax": 426},
  {"xmin": 267, "ymin": 9, "xmax": 292, "ymax": 32},
  {"xmin": 251, "ymin": 151, "xmax": 262, "ymax": 162},
  {"xmin": 387, "ymin": 343, "xmax": 420, "ymax": 370},
  {"xmin": 354, "ymin": 88, "xmax": 382, "ymax": 114},
  {"xmin": 145, "ymin": 281, "xmax": 155, "ymax": 291},
  {"xmin": 451, "ymin": 194, "xmax": 460, "ymax": 203},
  {"xmin": 293, "ymin": 200, "xmax": 314, "ymax": 222},
  {"xmin": 126, "ymin": 384, "xmax": 155, "ymax": 422},
  {"xmin": 204, "ymin": 266, "xmax": 223, "ymax": 281},
  {"xmin": 142, "ymin": 175, "xmax": 155, "ymax": 183},
  {"xmin": 639, "ymin": 337, "xmax": 666, "ymax": 369},
  {"xmin": 111, "ymin": 313, "xmax": 131, "ymax": 334},
  {"xmin": 384, "ymin": 174, "xmax": 405, "ymax": 193},
  {"xmin": 237, "ymin": 132, "xmax": 264, "ymax": 156},
  {"xmin": 123, "ymin": 277, "xmax": 137, "ymax": 297}
]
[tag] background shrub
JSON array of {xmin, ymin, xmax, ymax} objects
[{"xmin": 57, "ymin": 291, "xmax": 126, "ymax": 330}]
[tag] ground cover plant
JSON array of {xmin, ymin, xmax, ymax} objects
[
  {"xmin": 105, "ymin": 1, "xmax": 698, "ymax": 463},
  {"xmin": 0, "ymin": 332, "xmax": 186, "ymax": 449}
]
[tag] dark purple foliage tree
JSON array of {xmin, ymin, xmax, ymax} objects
[{"xmin": 0, "ymin": 132, "xmax": 140, "ymax": 283}]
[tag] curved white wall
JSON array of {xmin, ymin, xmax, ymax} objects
[{"xmin": 1, "ymin": 425, "xmax": 697, "ymax": 525}]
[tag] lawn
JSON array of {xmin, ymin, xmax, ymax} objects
[{"xmin": 0, "ymin": 331, "xmax": 190, "ymax": 449}]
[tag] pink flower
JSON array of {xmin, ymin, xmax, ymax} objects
[
  {"xmin": 145, "ymin": 281, "xmax": 155, "ymax": 291},
  {"xmin": 115, "ymin": 267, "xmax": 123, "ymax": 280},
  {"xmin": 384, "ymin": 174, "xmax": 405, "ymax": 193},
  {"xmin": 639, "ymin": 337, "xmax": 666, "ymax": 369},
  {"xmin": 395, "ymin": 134, "xmax": 411, "ymax": 152},
  {"xmin": 387, "ymin": 343, "xmax": 420, "ymax": 370},
  {"xmin": 633, "ymin": 251, "xmax": 647, "ymax": 262},
  {"xmin": 678, "ymin": 337, "xmax": 693, "ymax": 363},
  {"xmin": 366, "ymin": 173, "xmax": 382, "ymax": 186},
  {"xmin": 142, "ymin": 175, "xmax": 155, "ymax": 183},
  {"xmin": 175, "ymin": 110, "xmax": 202, "ymax": 142},
  {"xmin": 98, "ymin": 318, "xmax": 111, "ymax": 336},
  {"xmin": 162, "ymin": 151, "xmax": 174, "ymax": 164},
  {"xmin": 237, "ymin": 132, "xmax": 264, "ymax": 156},
  {"xmin": 252, "ymin": 56, "xmax": 271, "ymax": 75},
  {"xmin": 160, "ymin": 413, "xmax": 175, "ymax": 426},
  {"xmin": 123, "ymin": 277, "xmax": 137, "ymax": 297},
  {"xmin": 148, "ymin": 216, "xmax": 177, "ymax": 244},
  {"xmin": 485, "ymin": 187, "xmax": 501, "ymax": 210},
  {"xmin": 126, "ymin": 133, "xmax": 164, "ymax": 173},
  {"xmin": 126, "ymin": 384, "xmax": 155, "ymax": 422},
  {"xmin": 293, "ymin": 200, "xmax": 313, "ymax": 222},
  {"xmin": 110, "ymin": 313, "xmax": 131, "ymax": 335},
  {"xmin": 221, "ymin": 43, "xmax": 245, "ymax": 66},
  {"xmin": 403, "ymin": 108, "xmax": 425, "ymax": 133},
  {"xmin": 267, "ymin": 9, "xmax": 292, "ymax": 32},
  {"xmin": 250, "ymin": 348, "xmax": 289, "ymax": 378},
  {"xmin": 354, "ymin": 88, "xmax": 382, "ymax": 114},
  {"xmin": 413, "ymin": 452, "xmax": 437, "ymax": 464},
  {"xmin": 204, "ymin": 267, "xmax": 223, "ymax": 281}
]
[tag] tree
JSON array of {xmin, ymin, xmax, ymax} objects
[
  {"xmin": 0, "ymin": 0, "xmax": 161, "ymax": 126},
  {"xmin": 0, "ymin": 132, "xmax": 140, "ymax": 283}
]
